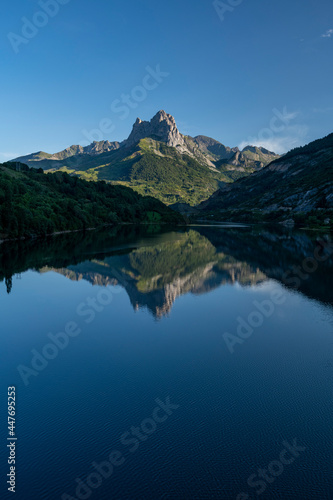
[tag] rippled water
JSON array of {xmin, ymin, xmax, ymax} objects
[{"xmin": 1, "ymin": 225, "xmax": 333, "ymax": 499}]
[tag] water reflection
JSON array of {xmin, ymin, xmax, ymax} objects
[{"xmin": 1, "ymin": 225, "xmax": 332, "ymax": 316}]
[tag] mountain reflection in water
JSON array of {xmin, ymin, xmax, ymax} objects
[{"xmin": 1, "ymin": 224, "xmax": 332, "ymax": 317}]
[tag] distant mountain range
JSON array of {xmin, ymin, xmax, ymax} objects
[
  {"xmin": 9, "ymin": 111, "xmax": 333, "ymax": 227},
  {"xmin": 199, "ymin": 132, "xmax": 333, "ymax": 226},
  {"xmin": 13, "ymin": 111, "xmax": 279, "ymax": 206}
]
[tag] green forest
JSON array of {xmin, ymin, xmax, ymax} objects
[{"xmin": 0, "ymin": 162, "xmax": 181, "ymax": 239}]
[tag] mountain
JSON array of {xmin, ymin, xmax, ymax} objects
[
  {"xmin": 241, "ymin": 145, "xmax": 280, "ymax": 164},
  {"xmin": 12, "ymin": 111, "xmax": 279, "ymax": 206},
  {"xmin": 191, "ymin": 135, "xmax": 239, "ymax": 160},
  {"xmin": 14, "ymin": 140, "xmax": 120, "ymax": 167},
  {"xmin": 0, "ymin": 162, "xmax": 181, "ymax": 240},
  {"xmin": 214, "ymin": 147, "xmax": 280, "ymax": 182},
  {"xmin": 198, "ymin": 133, "xmax": 333, "ymax": 226}
]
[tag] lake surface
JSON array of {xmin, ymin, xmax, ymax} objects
[{"xmin": 1, "ymin": 225, "xmax": 333, "ymax": 499}]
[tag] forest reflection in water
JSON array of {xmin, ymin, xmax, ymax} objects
[{"xmin": 1, "ymin": 224, "xmax": 332, "ymax": 317}]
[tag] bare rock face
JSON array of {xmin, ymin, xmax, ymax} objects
[
  {"xmin": 192, "ymin": 135, "xmax": 239, "ymax": 160},
  {"xmin": 85, "ymin": 141, "xmax": 120, "ymax": 155},
  {"xmin": 123, "ymin": 110, "xmax": 218, "ymax": 168},
  {"xmin": 124, "ymin": 110, "xmax": 185, "ymax": 148},
  {"xmin": 232, "ymin": 151, "xmax": 241, "ymax": 164},
  {"xmin": 50, "ymin": 141, "xmax": 120, "ymax": 160}
]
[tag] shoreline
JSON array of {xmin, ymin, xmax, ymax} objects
[
  {"xmin": 0, "ymin": 222, "xmax": 185, "ymax": 245},
  {"xmin": 1, "ymin": 221, "xmax": 331, "ymax": 245}
]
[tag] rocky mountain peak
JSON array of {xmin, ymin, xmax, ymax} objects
[
  {"xmin": 152, "ymin": 109, "xmax": 172, "ymax": 123},
  {"xmin": 124, "ymin": 110, "xmax": 184, "ymax": 148}
]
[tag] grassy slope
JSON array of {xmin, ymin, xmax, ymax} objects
[
  {"xmin": 46, "ymin": 139, "xmax": 232, "ymax": 206},
  {"xmin": 15, "ymin": 139, "xmax": 277, "ymax": 206},
  {"xmin": 122, "ymin": 139, "xmax": 223, "ymax": 205}
]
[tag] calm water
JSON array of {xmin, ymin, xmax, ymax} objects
[{"xmin": 1, "ymin": 225, "xmax": 333, "ymax": 499}]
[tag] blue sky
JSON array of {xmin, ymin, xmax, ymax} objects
[{"xmin": 1, "ymin": 0, "xmax": 332, "ymax": 160}]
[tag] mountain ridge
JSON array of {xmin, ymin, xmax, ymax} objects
[
  {"xmin": 12, "ymin": 111, "xmax": 279, "ymax": 205},
  {"xmin": 198, "ymin": 132, "xmax": 333, "ymax": 226}
]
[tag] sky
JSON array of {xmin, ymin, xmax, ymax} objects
[{"xmin": 0, "ymin": 0, "xmax": 332, "ymax": 161}]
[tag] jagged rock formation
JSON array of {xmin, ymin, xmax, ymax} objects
[
  {"xmin": 124, "ymin": 110, "xmax": 184, "ymax": 148},
  {"xmin": 124, "ymin": 111, "xmax": 217, "ymax": 168}
]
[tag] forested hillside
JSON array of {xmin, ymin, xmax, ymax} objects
[{"xmin": 0, "ymin": 162, "xmax": 181, "ymax": 239}]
